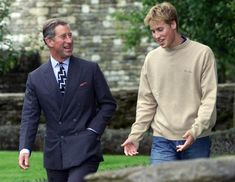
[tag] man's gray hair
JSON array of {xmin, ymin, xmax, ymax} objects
[{"xmin": 42, "ymin": 18, "xmax": 69, "ymax": 39}]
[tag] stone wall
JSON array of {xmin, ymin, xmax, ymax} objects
[
  {"xmin": 216, "ymin": 84, "xmax": 235, "ymax": 130},
  {"xmin": 0, "ymin": 84, "xmax": 234, "ymax": 153},
  {"xmin": 85, "ymin": 156, "xmax": 235, "ymax": 182},
  {"xmin": 0, "ymin": 84, "xmax": 234, "ymax": 129},
  {"xmin": 8, "ymin": 0, "xmax": 151, "ymax": 89}
]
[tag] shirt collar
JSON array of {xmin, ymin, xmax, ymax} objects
[{"xmin": 50, "ymin": 56, "xmax": 70, "ymax": 68}]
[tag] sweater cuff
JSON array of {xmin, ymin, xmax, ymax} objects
[{"xmin": 190, "ymin": 126, "xmax": 201, "ymax": 140}]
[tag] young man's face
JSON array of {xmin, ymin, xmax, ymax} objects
[
  {"xmin": 149, "ymin": 20, "xmax": 177, "ymax": 48},
  {"xmin": 46, "ymin": 24, "xmax": 74, "ymax": 61}
]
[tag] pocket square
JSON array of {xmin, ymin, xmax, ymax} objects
[{"xmin": 80, "ymin": 82, "xmax": 87, "ymax": 87}]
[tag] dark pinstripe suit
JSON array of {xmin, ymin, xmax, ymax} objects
[{"xmin": 19, "ymin": 55, "xmax": 116, "ymax": 181}]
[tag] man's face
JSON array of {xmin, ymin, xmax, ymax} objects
[
  {"xmin": 47, "ymin": 25, "xmax": 73, "ymax": 61},
  {"xmin": 149, "ymin": 20, "xmax": 177, "ymax": 48}
]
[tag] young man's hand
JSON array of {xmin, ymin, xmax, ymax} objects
[
  {"xmin": 176, "ymin": 130, "xmax": 195, "ymax": 152},
  {"xmin": 121, "ymin": 138, "xmax": 139, "ymax": 156}
]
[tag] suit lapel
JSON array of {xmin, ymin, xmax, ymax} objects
[{"xmin": 42, "ymin": 60, "xmax": 63, "ymax": 109}]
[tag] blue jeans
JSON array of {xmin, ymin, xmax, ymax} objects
[{"xmin": 150, "ymin": 136, "xmax": 211, "ymax": 165}]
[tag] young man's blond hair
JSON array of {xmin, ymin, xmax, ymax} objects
[{"xmin": 144, "ymin": 2, "xmax": 179, "ymax": 31}]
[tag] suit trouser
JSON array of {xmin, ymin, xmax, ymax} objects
[{"xmin": 46, "ymin": 161, "xmax": 99, "ymax": 182}]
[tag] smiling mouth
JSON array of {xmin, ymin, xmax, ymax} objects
[
  {"xmin": 64, "ymin": 46, "xmax": 72, "ymax": 51},
  {"xmin": 157, "ymin": 40, "xmax": 164, "ymax": 46}
]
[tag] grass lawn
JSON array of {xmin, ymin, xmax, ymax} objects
[{"xmin": 0, "ymin": 151, "xmax": 149, "ymax": 182}]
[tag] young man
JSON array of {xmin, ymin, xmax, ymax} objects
[
  {"xmin": 18, "ymin": 18, "xmax": 116, "ymax": 181},
  {"xmin": 122, "ymin": 2, "xmax": 217, "ymax": 164}
]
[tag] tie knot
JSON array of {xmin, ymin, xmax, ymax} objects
[{"xmin": 59, "ymin": 62, "xmax": 64, "ymax": 67}]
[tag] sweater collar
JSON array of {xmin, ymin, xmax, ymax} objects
[{"xmin": 164, "ymin": 37, "xmax": 190, "ymax": 52}]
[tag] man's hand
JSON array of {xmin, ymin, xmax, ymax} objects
[
  {"xmin": 18, "ymin": 152, "xmax": 30, "ymax": 170},
  {"xmin": 176, "ymin": 130, "xmax": 195, "ymax": 152},
  {"xmin": 121, "ymin": 138, "xmax": 139, "ymax": 156}
]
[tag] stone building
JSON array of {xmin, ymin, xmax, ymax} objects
[{"xmin": 8, "ymin": 0, "xmax": 153, "ymax": 89}]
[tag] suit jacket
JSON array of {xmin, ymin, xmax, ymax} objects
[{"xmin": 19, "ymin": 56, "xmax": 116, "ymax": 170}]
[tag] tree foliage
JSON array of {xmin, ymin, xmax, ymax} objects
[
  {"xmin": 114, "ymin": 0, "xmax": 235, "ymax": 83},
  {"xmin": 0, "ymin": 0, "xmax": 20, "ymax": 74}
]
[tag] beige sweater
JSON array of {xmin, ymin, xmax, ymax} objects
[{"xmin": 128, "ymin": 38, "xmax": 217, "ymax": 142}]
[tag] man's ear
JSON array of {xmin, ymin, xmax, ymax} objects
[{"xmin": 44, "ymin": 37, "xmax": 54, "ymax": 47}]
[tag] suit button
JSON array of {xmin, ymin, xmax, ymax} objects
[
  {"xmin": 73, "ymin": 118, "xmax": 77, "ymax": 122},
  {"xmin": 60, "ymin": 136, "xmax": 64, "ymax": 139},
  {"xmin": 58, "ymin": 122, "xmax": 62, "ymax": 125}
]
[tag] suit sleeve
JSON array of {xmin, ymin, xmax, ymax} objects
[
  {"xmin": 87, "ymin": 63, "xmax": 116, "ymax": 135},
  {"xmin": 19, "ymin": 73, "xmax": 41, "ymax": 151}
]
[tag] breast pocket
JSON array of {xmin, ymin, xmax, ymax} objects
[{"xmin": 76, "ymin": 84, "xmax": 94, "ymax": 106}]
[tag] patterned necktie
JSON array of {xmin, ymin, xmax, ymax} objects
[{"xmin": 57, "ymin": 63, "xmax": 67, "ymax": 94}]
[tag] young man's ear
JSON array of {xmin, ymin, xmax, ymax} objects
[{"xmin": 170, "ymin": 20, "xmax": 177, "ymax": 30}]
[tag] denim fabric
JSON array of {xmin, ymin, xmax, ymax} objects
[{"xmin": 150, "ymin": 136, "xmax": 211, "ymax": 165}]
